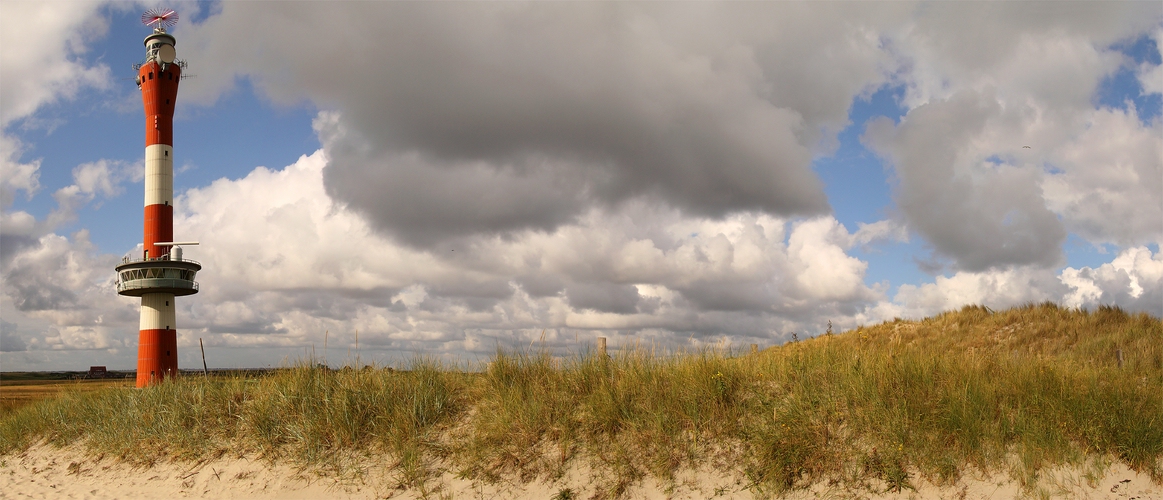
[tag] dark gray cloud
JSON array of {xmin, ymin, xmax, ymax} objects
[
  {"xmin": 674, "ymin": 281, "xmax": 776, "ymax": 313},
  {"xmin": 0, "ymin": 233, "xmax": 37, "ymax": 269},
  {"xmin": 176, "ymin": 3, "xmax": 933, "ymax": 247},
  {"xmin": 4, "ymin": 239, "xmax": 82, "ymax": 311},
  {"xmin": 565, "ymin": 283, "xmax": 641, "ymax": 314},
  {"xmin": 8, "ymin": 281, "xmax": 78, "ymax": 311},
  {"xmin": 514, "ymin": 273, "xmax": 565, "ymax": 298},
  {"xmin": 863, "ymin": 90, "xmax": 1067, "ymax": 271}
]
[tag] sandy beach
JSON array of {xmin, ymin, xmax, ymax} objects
[{"xmin": 2, "ymin": 444, "xmax": 1159, "ymax": 499}]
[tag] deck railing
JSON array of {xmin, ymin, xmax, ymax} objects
[
  {"xmin": 119, "ymin": 255, "xmax": 201, "ymax": 266},
  {"xmin": 116, "ymin": 278, "xmax": 199, "ymax": 294}
]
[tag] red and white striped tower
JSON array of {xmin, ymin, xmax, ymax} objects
[{"xmin": 115, "ymin": 9, "xmax": 201, "ymax": 388}]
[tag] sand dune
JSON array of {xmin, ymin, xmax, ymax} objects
[{"xmin": 2, "ymin": 444, "xmax": 1159, "ymax": 499}]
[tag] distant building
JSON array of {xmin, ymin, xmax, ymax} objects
[{"xmin": 87, "ymin": 366, "xmax": 108, "ymax": 379}]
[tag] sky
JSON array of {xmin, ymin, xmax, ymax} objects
[{"xmin": 1, "ymin": 1, "xmax": 1161, "ymax": 371}]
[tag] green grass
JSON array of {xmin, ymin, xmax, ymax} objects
[{"xmin": 1, "ymin": 303, "xmax": 1160, "ymax": 498}]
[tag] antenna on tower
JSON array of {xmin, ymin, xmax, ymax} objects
[{"xmin": 142, "ymin": 8, "xmax": 179, "ymax": 32}]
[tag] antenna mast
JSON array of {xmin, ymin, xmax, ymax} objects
[{"xmin": 142, "ymin": 8, "xmax": 179, "ymax": 32}]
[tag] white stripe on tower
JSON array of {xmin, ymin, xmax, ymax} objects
[
  {"xmin": 144, "ymin": 144, "xmax": 173, "ymax": 207},
  {"xmin": 140, "ymin": 293, "xmax": 177, "ymax": 331}
]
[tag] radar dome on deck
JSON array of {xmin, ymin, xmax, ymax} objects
[{"xmin": 157, "ymin": 44, "xmax": 176, "ymax": 64}]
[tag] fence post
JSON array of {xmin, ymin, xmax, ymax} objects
[
  {"xmin": 1116, "ymin": 349, "xmax": 1124, "ymax": 368},
  {"xmin": 199, "ymin": 338, "xmax": 208, "ymax": 377},
  {"xmin": 598, "ymin": 337, "xmax": 607, "ymax": 358}
]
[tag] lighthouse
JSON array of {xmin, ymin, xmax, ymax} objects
[{"xmin": 115, "ymin": 9, "xmax": 201, "ymax": 388}]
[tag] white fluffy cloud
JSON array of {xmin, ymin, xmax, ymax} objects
[
  {"xmin": 892, "ymin": 267, "xmax": 1065, "ymax": 319},
  {"xmin": 0, "ymin": 1, "xmax": 111, "ymax": 126},
  {"xmin": 1042, "ymin": 107, "xmax": 1162, "ymax": 246},
  {"xmin": 158, "ymin": 147, "xmax": 1163, "ymax": 360},
  {"xmin": 3, "ymin": 139, "xmax": 1159, "ymax": 367},
  {"xmin": 1, "ymin": 229, "xmax": 136, "ymax": 350},
  {"xmin": 1060, "ymin": 246, "xmax": 1163, "ymax": 313},
  {"xmin": 888, "ymin": 246, "xmax": 1163, "ymax": 319},
  {"xmin": 2, "ymin": 130, "xmax": 140, "ymax": 357},
  {"xmin": 170, "ymin": 145, "xmax": 889, "ymax": 358}
]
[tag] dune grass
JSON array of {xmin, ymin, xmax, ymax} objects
[{"xmin": 1, "ymin": 303, "xmax": 1160, "ymax": 497}]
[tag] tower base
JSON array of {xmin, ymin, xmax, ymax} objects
[{"xmin": 137, "ymin": 328, "xmax": 177, "ymax": 387}]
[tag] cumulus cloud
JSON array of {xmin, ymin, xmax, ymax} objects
[
  {"xmin": 176, "ymin": 1, "xmax": 1159, "ymax": 260},
  {"xmin": 2, "ymin": 157, "xmax": 134, "ymax": 269},
  {"xmin": 4, "ymin": 230, "xmax": 118, "ymax": 313},
  {"xmin": 0, "ymin": 0, "xmax": 111, "ymax": 126},
  {"xmin": 163, "ymin": 4, "xmax": 1163, "ymax": 346},
  {"xmin": 863, "ymin": 4, "xmax": 1160, "ymax": 270},
  {"xmin": 888, "ymin": 246, "xmax": 1163, "ymax": 319},
  {"xmin": 889, "ymin": 2, "xmax": 1151, "ymax": 110},
  {"xmin": 48, "ymin": 159, "xmax": 134, "ymax": 226},
  {"xmin": 1060, "ymin": 246, "xmax": 1163, "ymax": 315},
  {"xmin": 167, "ymin": 149, "xmax": 890, "ymax": 355},
  {"xmin": 0, "ymin": 227, "xmax": 136, "ymax": 355},
  {"xmin": 3, "ymin": 144, "xmax": 1159, "ymax": 368},
  {"xmin": 863, "ymin": 90, "xmax": 1068, "ymax": 271},
  {"xmin": 851, "ymin": 220, "xmax": 908, "ymax": 247},
  {"xmin": 1042, "ymin": 107, "xmax": 1162, "ymax": 246},
  {"xmin": 171, "ymin": 3, "xmax": 936, "ymax": 246},
  {"xmin": 170, "ymin": 150, "xmax": 1163, "ymax": 360},
  {"xmin": 892, "ymin": 267, "xmax": 1066, "ymax": 319},
  {"xmin": 0, "ymin": 136, "xmax": 42, "ymax": 267},
  {"xmin": 0, "ymin": 135, "xmax": 40, "ymax": 207},
  {"xmin": 1, "ymin": 154, "xmax": 141, "ymax": 357}
]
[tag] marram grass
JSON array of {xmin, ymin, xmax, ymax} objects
[{"xmin": 2, "ymin": 303, "xmax": 1160, "ymax": 497}]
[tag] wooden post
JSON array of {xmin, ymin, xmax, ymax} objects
[
  {"xmin": 199, "ymin": 338, "xmax": 208, "ymax": 377},
  {"xmin": 598, "ymin": 337, "xmax": 607, "ymax": 358},
  {"xmin": 1116, "ymin": 349, "xmax": 1124, "ymax": 368},
  {"xmin": 751, "ymin": 344, "xmax": 759, "ymax": 354}
]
